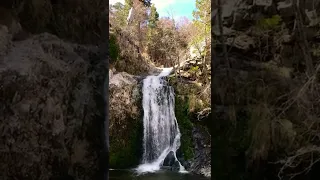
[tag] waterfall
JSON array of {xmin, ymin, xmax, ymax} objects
[{"xmin": 135, "ymin": 68, "xmax": 187, "ymax": 174}]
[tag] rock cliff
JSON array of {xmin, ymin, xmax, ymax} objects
[
  {"xmin": 108, "ymin": 69, "xmax": 143, "ymax": 168},
  {"xmin": 0, "ymin": 26, "xmax": 107, "ymax": 179},
  {"xmin": 213, "ymin": 0, "xmax": 320, "ymax": 179}
]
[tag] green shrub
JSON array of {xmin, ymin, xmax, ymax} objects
[
  {"xmin": 175, "ymin": 95, "xmax": 194, "ymax": 160},
  {"xmin": 109, "ymin": 116, "xmax": 143, "ymax": 168},
  {"xmin": 109, "ymin": 34, "xmax": 120, "ymax": 64},
  {"xmin": 257, "ymin": 15, "xmax": 282, "ymax": 30}
]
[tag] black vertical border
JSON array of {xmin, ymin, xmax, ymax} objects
[
  {"xmin": 98, "ymin": 1, "xmax": 109, "ymax": 180},
  {"xmin": 210, "ymin": 0, "xmax": 214, "ymax": 179}
]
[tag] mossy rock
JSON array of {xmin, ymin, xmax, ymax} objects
[
  {"xmin": 109, "ymin": 116, "xmax": 143, "ymax": 168},
  {"xmin": 109, "ymin": 84, "xmax": 144, "ymax": 168},
  {"xmin": 170, "ymin": 76, "xmax": 207, "ymax": 161},
  {"xmin": 175, "ymin": 94, "xmax": 194, "ymax": 161}
]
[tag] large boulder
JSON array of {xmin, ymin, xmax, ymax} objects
[
  {"xmin": 109, "ymin": 69, "xmax": 143, "ymax": 168},
  {"xmin": 0, "ymin": 30, "xmax": 106, "ymax": 179}
]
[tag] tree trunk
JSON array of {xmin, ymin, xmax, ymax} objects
[
  {"xmin": 203, "ymin": 23, "xmax": 208, "ymax": 84},
  {"xmin": 294, "ymin": 0, "xmax": 314, "ymax": 77}
]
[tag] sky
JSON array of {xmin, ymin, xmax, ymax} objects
[{"xmin": 109, "ymin": 0, "xmax": 196, "ymax": 20}]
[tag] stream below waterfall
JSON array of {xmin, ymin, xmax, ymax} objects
[{"xmin": 110, "ymin": 169, "xmax": 209, "ymax": 180}]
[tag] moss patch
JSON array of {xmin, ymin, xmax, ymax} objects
[
  {"xmin": 109, "ymin": 86, "xmax": 144, "ymax": 169},
  {"xmin": 109, "ymin": 115, "xmax": 143, "ymax": 168},
  {"xmin": 169, "ymin": 76, "xmax": 207, "ymax": 161},
  {"xmin": 175, "ymin": 95, "xmax": 194, "ymax": 160}
]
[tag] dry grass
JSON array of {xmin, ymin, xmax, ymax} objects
[
  {"xmin": 214, "ymin": 59, "xmax": 320, "ymax": 178},
  {"xmin": 273, "ymin": 64, "xmax": 320, "ymax": 179},
  {"xmin": 112, "ymin": 30, "xmax": 153, "ymax": 75},
  {"xmin": 247, "ymin": 103, "xmax": 273, "ymax": 164}
]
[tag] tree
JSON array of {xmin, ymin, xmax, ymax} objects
[
  {"xmin": 124, "ymin": 0, "xmax": 133, "ymax": 16},
  {"xmin": 125, "ymin": 0, "xmax": 133, "ymax": 7},
  {"xmin": 148, "ymin": 4, "xmax": 159, "ymax": 28},
  {"xmin": 192, "ymin": 0, "xmax": 211, "ymax": 84},
  {"xmin": 129, "ymin": 0, "xmax": 148, "ymax": 52},
  {"xmin": 146, "ymin": 4, "xmax": 159, "ymax": 61},
  {"xmin": 110, "ymin": 2, "xmax": 126, "ymax": 27}
]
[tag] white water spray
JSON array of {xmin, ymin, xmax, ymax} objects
[{"xmin": 135, "ymin": 68, "xmax": 187, "ymax": 174}]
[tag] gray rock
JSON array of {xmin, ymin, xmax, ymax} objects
[
  {"xmin": 227, "ymin": 34, "xmax": 255, "ymax": 50},
  {"xmin": 305, "ymin": 9, "xmax": 319, "ymax": 27},
  {"xmin": 163, "ymin": 151, "xmax": 176, "ymax": 167},
  {"xmin": 0, "ymin": 25, "xmax": 11, "ymax": 57},
  {"xmin": 277, "ymin": 1, "xmax": 294, "ymax": 18},
  {"xmin": 255, "ymin": 0, "xmax": 273, "ymax": 6},
  {"xmin": 188, "ymin": 126, "xmax": 211, "ymax": 177},
  {"xmin": 0, "ymin": 32, "xmax": 104, "ymax": 179}
]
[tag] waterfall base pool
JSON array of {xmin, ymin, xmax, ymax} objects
[{"xmin": 109, "ymin": 169, "xmax": 210, "ymax": 180}]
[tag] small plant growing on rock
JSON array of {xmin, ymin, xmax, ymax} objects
[
  {"xmin": 311, "ymin": 44, "xmax": 320, "ymax": 57},
  {"xmin": 257, "ymin": 15, "xmax": 282, "ymax": 31},
  {"xmin": 188, "ymin": 65, "xmax": 200, "ymax": 79},
  {"xmin": 254, "ymin": 15, "xmax": 284, "ymax": 62}
]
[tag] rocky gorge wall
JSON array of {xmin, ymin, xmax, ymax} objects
[
  {"xmin": 213, "ymin": 0, "xmax": 320, "ymax": 179},
  {"xmin": 0, "ymin": 25, "xmax": 107, "ymax": 179},
  {"xmin": 108, "ymin": 69, "xmax": 143, "ymax": 168},
  {"xmin": 0, "ymin": 0, "xmax": 107, "ymax": 45},
  {"xmin": 213, "ymin": 0, "xmax": 320, "ymax": 67},
  {"xmin": 173, "ymin": 81, "xmax": 211, "ymax": 177}
]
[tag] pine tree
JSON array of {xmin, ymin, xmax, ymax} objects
[
  {"xmin": 110, "ymin": 0, "xmax": 133, "ymax": 27},
  {"xmin": 148, "ymin": 4, "xmax": 159, "ymax": 29},
  {"xmin": 125, "ymin": 0, "xmax": 133, "ymax": 7},
  {"xmin": 124, "ymin": 0, "xmax": 133, "ymax": 20},
  {"xmin": 192, "ymin": 0, "xmax": 211, "ymax": 84},
  {"xmin": 192, "ymin": 0, "xmax": 211, "ymax": 43}
]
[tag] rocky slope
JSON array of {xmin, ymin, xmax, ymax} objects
[
  {"xmin": 0, "ymin": 25, "xmax": 107, "ymax": 179},
  {"xmin": 213, "ymin": 0, "xmax": 320, "ymax": 179}
]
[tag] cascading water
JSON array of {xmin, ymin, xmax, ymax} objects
[{"xmin": 135, "ymin": 68, "xmax": 187, "ymax": 174}]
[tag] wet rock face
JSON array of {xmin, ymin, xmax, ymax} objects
[
  {"xmin": 163, "ymin": 151, "xmax": 177, "ymax": 167},
  {"xmin": 189, "ymin": 126, "xmax": 211, "ymax": 177},
  {"xmin": 0, "ymin": 31, "xmax": 106, "ymax": 179},
  {"xmin": 162, "ymin": 151, "xmax": 181, "ymax": 172}
]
